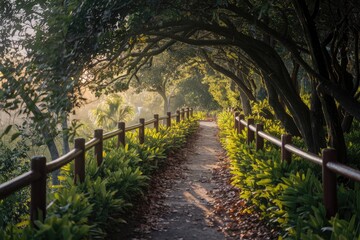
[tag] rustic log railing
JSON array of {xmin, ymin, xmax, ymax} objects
[
  {"xmin": 0, "ymin": 107, "xmax": 193, "ymax": 226},
  {"xmin": 234, "ymin": 113, "xmax": 360, "ymax": 219}
]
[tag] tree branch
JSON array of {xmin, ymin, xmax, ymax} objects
[{"xmin": 201, "ymin": 49, "xmax": 256, "ymax": 101}]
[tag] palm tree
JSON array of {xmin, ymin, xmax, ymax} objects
[{"xmin": 90, "ymin": 94, "xmax": 134, "ymax": 130}]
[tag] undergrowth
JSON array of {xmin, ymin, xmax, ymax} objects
[
  {"xmin": 0, "ymin": 114, "xmax": 200, "ymax": 239},
  {"xmin": 218, "ymin": 104, "xmax": 360, "ymax": 239}
]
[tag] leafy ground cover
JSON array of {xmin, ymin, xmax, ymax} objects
[
  {"xmin": 217, "ymin": 104, "xmax": 360, "ymax": 239},
  {"xmin": 0, "ymin": 115, "xmax": 200, "ymax": 239},
  {"xmin": 209, "ymin": 151, "xmax": 279, "ymax": 239}
]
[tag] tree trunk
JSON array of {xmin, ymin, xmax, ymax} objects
[
  {"xmin": 261, "ymin": 27, "xmax": 302, "ymax": 137},
  {"xmin": 341, "ymin": 112, "xmax": 354, "ymax": 133},
  {"xmin": 42, "ymin": 130, "xmax": 60, "ymax": 185},
  {"xmin": 263, "ymin": 74, "xmax": 301, "ymax": 136},
  {"xmin": 18, "ymin": 86, "xmax": 61, "ymax": 184},
  {"xmin": 239, "ymin": 89, "xmax": 252, "ymax": 116},
  {"xmin": 291, "ymin": 60, "xmax": 300, "ymax": 93},
  {"xmin": 157, "ymin": 89, "xmax": 169, "ymax": 115},
  {"xmin": 239, "ymin": 39, "xmax": 316, "ymax": 152},
  {"xmin": 292, "ymin": 0, "xmax": 347, "ymax": 162},
  {"xmin": 310, "ymin": 82, "xmax": 326, "ymax": 152},
  {"xmin": 321, "ymin": 94, "xmax": 347, "ymax": 161},
  {"xmin": 61, "ymin": 112, "xmax": 70, "ymax": 154}
]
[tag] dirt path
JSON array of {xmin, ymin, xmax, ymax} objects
[
  {"xmin": 141, "ymin": 121, "xmax": 226, "ymax": 240},
  {"xmin": 124, "ymin": 120, "xmax": 277, "ymax": 240}
]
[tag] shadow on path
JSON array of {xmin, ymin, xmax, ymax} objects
[{"xmin": 143, "ymin": 121, "xmax": 226, "ymax": 240}]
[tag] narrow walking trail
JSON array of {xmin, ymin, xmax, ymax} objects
[
  {"xmin": 146, "ymin": 121, "xmax": 224, "ymax": 240},
  {"xmin": 125, "ymin": 121, "xmax": 276, "ymax": 240}
]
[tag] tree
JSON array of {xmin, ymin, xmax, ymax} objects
[
  {"xmin": 90, "ymin": 94, "xmax": 134, "ymax": 130},
  {"xmin": 134, "ymin": 50, "xmax": 188, "ymax": 114},
  {"xmin": 171, "ymin": 67, "xmax": 220, "ymax": 111},
  {"xmin": 2, "ymin": 0, "xmax": 359, "ymax": 163},
  {"xmin": 0, "ymin": 0, "xmax": 107, "ymax": 183},
  {"xmin": 106, "ymin": 0, "xmax": 357, "ymax": 161}
]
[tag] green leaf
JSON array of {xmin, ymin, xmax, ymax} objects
[
  {"xmin": 10, "ymin": 132, "xmax": 21, "ymax": 142},
  {"xmin": 257, "ymin": 178, "xmax": 272, "ymax": 186},
  {"xmin": 0, "ymin": 125, "xmax": 12, "ymax": 138}
]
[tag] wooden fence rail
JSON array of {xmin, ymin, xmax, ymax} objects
[
  {"xmin": 0, "ymin": 107, "xmax": 193, "ymax": 226},
  {"xmin": 234, "ymin": 112, "xmax": 360, "ymax": 219}
]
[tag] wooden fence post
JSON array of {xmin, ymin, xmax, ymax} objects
[
  {"xmin": 186, "ymin": 107, "xmax": 189, "ymax": 119},
  {"xmin": 118, "ymin": 122, "xmax": 125, "ymax": 147},
  {"xmin": 281, "ymin": 134, "xmax": 292, "ymax": 163},
  {"xmin": 181, "ymin": 108, "xmax": 185, "ymax": 121},
  {"xmin": 247, "ymin": 118, "xmax": 255, "ymax": 144},
  {"xmin": 94, "ymin": 129, "xmax": 103, "ymax": 166},
  {"xmin": 167, "ymin": 112, "xmax": 171, "ymax": 127},
  {"xmin": 239, "ymin": 114, "xmax": 245, "ymax": 132},
  {"xmin": 190, "ymin": 108, "xmax": 193, "ymax": 117},
  {"xmin": 234, "ymin": 112, "xmax": 240, "ymax": 130},
  {"xmin": 256, "ymin": 124, "xmax": 264, "ymax": 151},
  {"xmin": 234, "ymin": 112, "xmax": 240, "ymax": 133},
  {"xmin": 154, "ymin": 114, "xmax": 159, "ymax": 132},
  {"xmin": 30, "ymin": 156, "xmax": 47, "ymax": 226},
  {"xmin": 322, "ymin": 148, "xmax": 337, "ymax": 218},
  {"xmin": 176, "ymin": 110, "xmax": 180, "ymax": 123},
  {"xmin": 139, "ymin": 118, "xmax": 145, "ymax": 144},
  {"xmin": 74, "ymin": 138, "xmax": 85, "ymax": 184}
]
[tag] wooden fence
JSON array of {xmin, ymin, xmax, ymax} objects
[
  {"xmin": 234, "ymin": 112, "xmax": 360, "ymax": 219},
  {"xmin": 0, "ymin": 107, "xmax": 193, "ymax": 226}
]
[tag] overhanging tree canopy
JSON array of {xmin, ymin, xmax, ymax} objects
[{"xmin": 1, "ymin": 0, "xmax": 360, "ymax": 163}]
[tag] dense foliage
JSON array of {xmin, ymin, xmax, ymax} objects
[
  {"xmin": 0, "ymin": 115, "xmax": 200, "ymax": 239},
  {"xmin": 1, "ymin": 1, "xmax": 359, "ymax": 184},
  {"xmin": 0, "ymin": 140, "xmax": 30, "ymax": 227},
  {"xmin": 217, "ymin": 106, "xmax": 360, "ymax": 239},
  {"xmin": 1, "ymin": 0, "xmax": 360, "ymax": 237}
]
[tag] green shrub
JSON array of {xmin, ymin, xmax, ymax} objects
[
  {"xmin": 0, "ymin": 185, "xmax": 93, "ymax": 240},
  {"xmin": 76, "ymin": 177, "xmax": 129, "ymax": 235},
  {"xmin": 33, "ymin": 186, "xmax": 93, "ymax": 240},
  {"xmin": 0, "ymin": 140, "xmax": 30, "ymax": 227},
  {"xmin": 0, "ymin": 115, "xmax": 200, "ymax": 238},
  {"xmin": 218, "ymin": 105, "xmax": 360, "ymax": 239}
]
